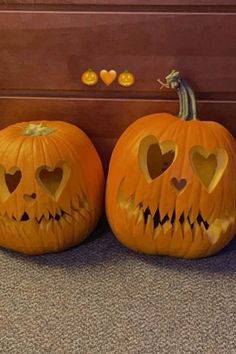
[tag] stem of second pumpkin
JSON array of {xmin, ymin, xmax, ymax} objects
[
  {"xmin": 163, "ymin": 70, "xmax": 197, "ymax": 120},
  {"xmin": 177, "ymin": 79, "xmax": 197, "ymax": 120}
]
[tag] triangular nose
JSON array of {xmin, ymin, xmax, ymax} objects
[{"xmin": 171, "ymin": 177, "xmax": 187, "ymax": 192}]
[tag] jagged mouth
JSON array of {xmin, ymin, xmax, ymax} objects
[
  {"xmin": 118, "ymin": 196, "xmax": 235, "ymax": 244},
  {"xmin": 116, "ymin": 181, "xmax": 236, "ymax": 248},
  {"xmin": 7, "ymin": 209, "xmax": 69, "ymax": 224},
  {"xmin": 143, "ymin": 207, "xmax": 209, "ymax": 230}
]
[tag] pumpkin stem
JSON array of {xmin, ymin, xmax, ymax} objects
[
  {"xmin": 161, "ymin": 70, "xmax": 197, "ymax": 120},
  {"xmin": 22, "ymin": 123, "xmax": 55, "ymax": 136}
]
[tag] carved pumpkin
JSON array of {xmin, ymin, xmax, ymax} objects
[
  {"xmin": 118, "ymin": 70, "xmax": 135, "ymax": 87},
  {"xmin": 81, "ymin": 68, "xmax": 98, "ymax": 86},
  {"xmin": 106, "ymin": 70, "xmax": 236, "ymax": 258},
  {"xmin": 0, "ymin": 121, "xmax": 104, "ymax": 255}
]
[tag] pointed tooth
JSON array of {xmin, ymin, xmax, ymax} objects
[
  {"xmin": 193, "ymin": 222, "xmax": 201, "ymax": 237},
  {"xmin": 200, "ymin": 221, "xmax": 207, "ymax": 233},
  {"xmin": 189, "ymin": 206, "xmax": 199, "ymax": 225},
  {"xmin": 10, "ymin": 213, "xmax": 16, "ymax": 221},
  {"xmin": 168, "ymin": 210, "xmax": 173, "ymax": 220},
  {"xmin": 185, "ymin": 222, "xmax": 208, "ymax": 259},
  {"xmin": 137, "ymin": 207, "xmax": 144, "ymax": 224},
  {"xmin": 132, "ymin": 205, "xmax": 140, "ymax": 224},
  {"xmin": 51, "ymin": 209, "xmax": 58, "ymax": 218},
  {"xmin": 123, "ymin": 196, "xmax": 134, "ymax": 214},
  {"xmin": 182, "ymin": 220, "xmax": 194, "ymax": 255},
  {"xmin": 206, "ymin": 223, "xmax": 222, "ymax": 244},
  {"xmin": 173, "ymin": 219, "xmax": 181, "ymax": 234},
  {"xmin": 153, "ymin": 224, "xmax": 162, "ymax": 240},
  {"xmin": 15, "ymin": 213, "xmax": 22, "ymax": 222},
  {"xmin": 64, "ymin": 214, "xmax": 73, "ymax": 225},
  {"xmin": 38, "ymin": 216, "xmax": 47, "ymax": 229},
  {"xmin": 119, "ymin": 199, "xmax": 126, "ymax": 209},
  {"xmin": 188, "ymin": 212, "xmax": 194, "ymax": 225},
  {"xmin": 145, "ymin": 214, "xmax": 154, "ymax": 237},
  {"xmin": 79, "ymin": 208, "xmax": 91, "ymax": 219},
  {"xmin": 71, "ymin": 209, "xmax": 81, "ymax": 222},
  {"xmin": 175, "ymin": 208, "xmax": 184, "ymax": 221},
  {"xmin": 128, "ymin": 203, "xmax": 136, "ymax": 219},
  {"xmin": 183, "ymin": 219, "xmax": 191, "ymax": 233},
  {"xmin": 133, "ymin": 196, "xmax": 143, "ymax": 212},
  {"xmin": 213, "ymin": 218, "xmax": 230, "ymax": 234},
  {"xmin": 56, "ymin": 208, "xmax": 62, "ymax": 217},
  {"xmin": 162, "ymin": 220, "xmax": 172, "ymax": 236},
  {"xmin": 159, "ymin": 209, "xmax": 168, "ymax": 224},
  {"xmin": 44, "ymin": 210, "xmax": 50, "ymax": 221},
  {"xmin": 133, "ymin": 211, "xmax": 145, "ymax": 238}
]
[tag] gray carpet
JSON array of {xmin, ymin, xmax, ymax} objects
[{"xmin": 0, "ymin": 220, "xmax": 236, "ymax": 354}]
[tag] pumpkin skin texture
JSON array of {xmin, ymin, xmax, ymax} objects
[
  {"xmin": 106, "ymin": 72, "xmax": 236, "ymax": 259},
  {"xmin": 0, "ymin": 121, "xmax": 104, "ymax": 255}
]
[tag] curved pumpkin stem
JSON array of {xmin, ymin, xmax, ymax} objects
[{"xmin": 161, "ymin": 70, "xmax": 197, "ymax": 120}]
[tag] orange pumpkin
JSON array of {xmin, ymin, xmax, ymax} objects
[
  {"xmin": 106, "ymin": 70, "xmax": 236, "ymax": 259},
  {"xmin": 0, "ymin": 121, "xmax": 104, "ymax": 255},
  {"xmin": 118, "ymin": 70, "xmax": 135, "ymax": 87},
  {"xmin": 81, "ymin": 68, "xmax": 98, "ymax": 86}
]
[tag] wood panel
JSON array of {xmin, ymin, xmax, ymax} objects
[
  {"xmin": 1, "ymin": 0, "xmax": 236, "ymax": 5},
  {"xmin": 0, "ymin": 11, "xmax": 236, "ymax": 96},
  {"xmin": 0, "ymin": 97, "xmax": 235, "ymax": 170}
]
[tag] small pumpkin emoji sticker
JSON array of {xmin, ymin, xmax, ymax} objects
[
  {"xmin": 81, "ymin": 68, "xmax": 98, "ymax": 86},
  {"xmin": 118, "ymin": 70, "xmax": 135, "ymax": 87}
]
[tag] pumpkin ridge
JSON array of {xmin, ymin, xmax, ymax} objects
[
  {"xmin": 157, "ymin": 120, "xmax": 181, "ymax": 222},
  {"xmin": 202, "ymin": 124, "xmax": 229, "ymax": 218},
  {"xmin": 198, "ymin": 122, "xmax": 213, "ymax": 220},
  {"xmin": 14, "ymin": 136, "xmax": 29, "ymax": 220},
  {"xmin": 38, "ymin": 133, "xmax": 60, "ymax": 217},
  {"xmin": 204, "ymin": 124, "xmax": 227, "ymax": 218},
  {"xmin": 40, "ymin": 131, "xmax": 68, "ymax": 249},
  {"xmin": 206, "ymin": 121, "xmax": 236, "ymax": 203},
  {"xmin": 49, "ymin": 132, "xmax": 87, "ymax": 204},
  {"xmin": 174, "ymin": 121, "xmax": 191, "ymax": 219}
]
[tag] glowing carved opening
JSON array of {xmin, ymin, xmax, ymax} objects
[
  {"xmin": 36, "ymin": 162, "xmax": 70, "ymax": 200},
  {"xmin": 189, "ymin": 146, "xmax": 228, "ymax": 193},
  {"xmin": 139, "ymin": 135, "xmax": 176, "ymax": 182},
  {"xmin": 0, "ymin": 166, "xmax": 22, "ymax": 202}
]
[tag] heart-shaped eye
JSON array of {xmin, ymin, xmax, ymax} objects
[
  {"xmin": 189, "ymin": 146, "xmax": 228, "ymax": 193},
  {"xmin": 0, "ymin": 166, "xmax": 22, "ymax": 202},
  {"xmin": 36, "ymin": 162, "xmax": 70, "ymax": 200},
  {"xmin": 139, "ymin": 135, "xmax": 176, "ymax": 182}
]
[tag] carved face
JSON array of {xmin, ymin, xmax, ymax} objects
[
  {"xmin": 106, "ymin": 114, "xmax": 236, "ymax": 258},
  {"xmin": 0, "ymin": 121, "xmax": 104, "ymax": 255}
]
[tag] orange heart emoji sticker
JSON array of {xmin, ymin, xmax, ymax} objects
[{"xmin": 100, "ymin": 69, "xmax": 117, "ymax": 86}]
